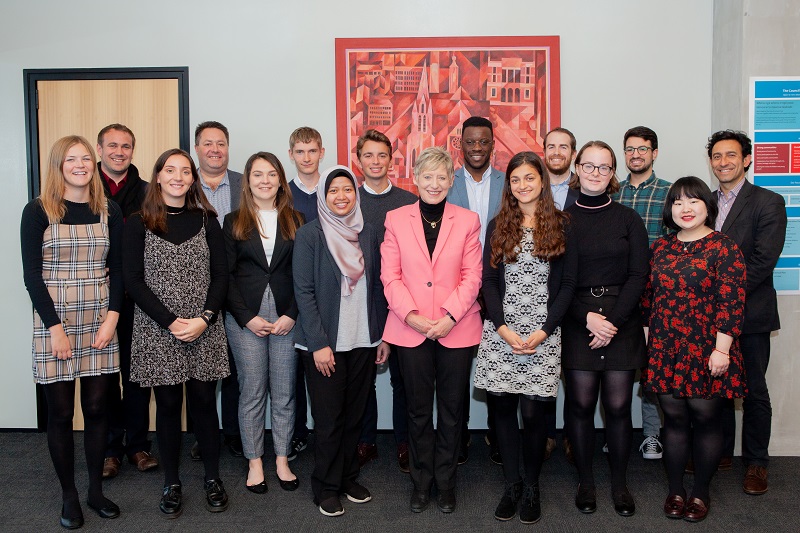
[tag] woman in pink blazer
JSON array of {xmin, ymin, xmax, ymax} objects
[{"xmin": 381, "ymin": 147, "xmax": 482, "ymax": 514}]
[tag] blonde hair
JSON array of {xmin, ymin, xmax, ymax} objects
[
  {"xmin": 40, "ymin": 135, "xmax": 107, "ymax": 223},
  {"xmin": 414, "ymin": 146, "xmax": 454, "ymax": 178},
  {"xmin": 289, "ymin": 126, "xmax": 322, "ymax": 150}
]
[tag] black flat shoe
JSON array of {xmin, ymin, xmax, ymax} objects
[
  {"xmin": 204, "ymin": 479, "xmax": 229, "ymax": 512},
  {"xmin": 613, "ymin": 487, "xmax": 636, "ymax": 517},
  {"xmin": 437, "ymin": 488, "xmax": 456, "ymax": 513},
  {"xmin": 159, "ymin": 484, "xmax": 182, "ymax": 519},
  {"xmin": 575, "ymin": 484, "xmax": 596, "ymax": 514},
  {"xmin": 87, "ymin": 498, "xmax": 120, "ymax": 519},
  {"xmin": 246, "ymin": 479, "xmax": 268, "ymax": 494},
  {"xmin": 60, "ymin": 505, "xmax": 84, "ymax": 530},
  {"xmin": 276, "ymin": 474, "xmax": 299, "ymax": 492},
  {"xmin": 410, "ymin": 489, "xmax": 430, "ymax": 513}
]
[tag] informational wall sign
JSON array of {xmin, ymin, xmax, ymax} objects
[{"xmin": 750, "ymin": 77, "xmax": 800, "ymax": 294}]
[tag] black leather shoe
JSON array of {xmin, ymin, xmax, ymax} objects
[
  {"xmin": 88, "ymin": 498, "xmax": 120, "ymax": 519},
  {"xmin": 159, "ymin": 484, "xmax": 182, "ymax": 519},
  {"xmin": 246, "ymin": 479, "xmax": 267, "ymax": 494},
  {"xmin": 494, "ymin": 480, "xmax": 523, "ymax": 521},
  {"xmin": 189, "ymin": 441, "xmax": 201, "ymax": 462},
  {"xmin": 60, "ymin": 505, "xmax": 84, "ymax": 529},
  {"xmin": 519, "ymin": 484, "xmax": 541, "ymax": 524},
  {"xmin": 276, "ymin": 474, "xmax": 299, "ymax": 492},
  {"xmin": 575, "ymin": 484, "xmax": 596, "ymax": 514},
  {"xmin": 410, "ymin": 489, "xmax": 430, "ymax": 513},
  {"xmin": 224, "ymin": 435, "xmax": 244, "ymax": 457},
  {"xmin": 437, "ymin": 489, "xmax": 456, "ymax": 513},
  {"xmin": 204, "ymin": 479, "xmax": 229, "ymax": 512},
  {"xmin": 613, "ymin": 486, "xmax": 636, "ymax": 517}
]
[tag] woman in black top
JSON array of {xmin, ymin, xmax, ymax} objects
[
  {"xmin": 562, "ymin": 141, "xmax": 649, "ymax": 517},
  {"xmin": 21, "ymin": 135, "xmax": 123, "ymax": 528},
  {"xmin": 124, "ymin": 149, "xmax": 230, "ymax": 519}
]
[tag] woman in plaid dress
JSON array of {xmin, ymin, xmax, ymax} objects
[{"xmin": 21, "ymin": 135, "xmax": 124, "ymax": 529}]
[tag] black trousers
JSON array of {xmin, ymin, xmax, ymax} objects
[
  {"xmin": 722, "ymin": 332, "xmax": 772, "ymax": 466},
  {"xmin": 293, "ymin": 353, "xmax": 310, "ymax": 440},
  {"xmin": 302, "ymin": 346, "xmax": 374, "ymax": 502},
  {"xmin": 398, "ymin": 339, "xmax": 474, "ymax": 492},
  {"xmin": 360, "ymin": 343, "xmax": 408, "ymax": 446},
  {"xmin": 106, "ymin": 297, "xmax": 152, "ymax": 459}
]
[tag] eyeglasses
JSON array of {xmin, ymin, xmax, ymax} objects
[
  {"xmin": 624, "ymin": 146, "xmax": 653, "ymax": 155},
  {"xmin": 579, "ymin": 163, "xmax": 613, "ymax": 176},
  {"xmin": 462, "ymin": 139, "xmax": 492, "ymax": 148}
]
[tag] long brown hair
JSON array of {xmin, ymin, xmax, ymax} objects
[
  {"xmin": 232, "ymin": 152, "xmax": 302, "ymax": 241},
  {"xmin": 40, "ymin": 135, "xmax": 107, "ymax": 222},
  {"xmin": 140, "ymin": 148, "xmax": 215, "ymax": 233},
  {"xmin": 490, "ymin": 151, "xmax": 567, "ymax": 267}
]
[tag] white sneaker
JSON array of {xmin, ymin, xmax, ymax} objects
[{"xmin": 639, "ymin": 435, "xmax": 663, "ymax": 459}]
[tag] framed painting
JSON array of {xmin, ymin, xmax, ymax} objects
[{"xmin": 335, "ymin": 36, "xmax": 561, "ymax": 192}]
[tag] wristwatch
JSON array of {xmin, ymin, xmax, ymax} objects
[{"xmin": 200, "ymin": 309, "xmax": 218, "ymax": 325}]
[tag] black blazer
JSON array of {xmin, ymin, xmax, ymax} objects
[
  {"xmin": 719, "ymin": 179, "xmax": 787, "ymax": 333},
  {"xmin": 564, "ymin": 187, "xmax": 579, "ymax": 210},
  {"xmin": 292, "ymin": 220, "xmax": 388, "ymax": 353},
  {"xmin": 223, "ymin": 211, "xmax": 301, "ymax": 327},
  {"xmin": 482, "ymin": 218, "xmax": 578, "ymax": 336}
]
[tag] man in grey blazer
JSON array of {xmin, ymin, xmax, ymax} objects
[
  {"xmin": 708, "ymin": 130, "xmax": 787, "ymax": 496},
  {"xmin": 193, "ymin": 120, "xmax": 244, "ymax": 458},
  {"xmin": 446, "ymin": 116, "xmax": 504, "ymax": 465}
]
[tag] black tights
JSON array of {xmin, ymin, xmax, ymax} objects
[
  {"xmin": 154, "ymin": 379, "xmax": 220, "ymax": 486},
  {"xmin": 565, "ymin": 369, "xmax": 635, "ymax": 493},
  {"xmin": 658, "ymin": 394, "xmax": 725, "ymax": 502},
  {"xmin": 43, "ymin": 374, "xmax": 116, "ymax": 518},
  {"xmin": 492, "ymin": 393, "xmax": 549, "ymax": 486}
]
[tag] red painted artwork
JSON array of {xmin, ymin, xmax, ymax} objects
[{"xmin": 335, "ymin": 36, "xmax": 561, "ymax": 193}]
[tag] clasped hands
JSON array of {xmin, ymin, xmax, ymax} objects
[
  {"xmin": 245, "ymin": 315, "xmax": 296, "ymax": 337},
  {"xmin": 586, "ymin": 312, "xmax": 617, "ymax": 349},
  {"xmin": 405, "ymin": 311, "xmax": 455, "ymax": 341},
  {"xmin": 497, "ymin": 325, "xmax": 546, "ymax": 355}
]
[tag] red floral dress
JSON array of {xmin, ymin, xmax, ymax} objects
[{"xmin": 642, "ymin": 232, "xmax": 747, "ymax": 399}]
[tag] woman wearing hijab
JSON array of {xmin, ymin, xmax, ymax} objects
[{"xmin": 292, "ymin": 165, "xmax": 389, "ymax": 517}]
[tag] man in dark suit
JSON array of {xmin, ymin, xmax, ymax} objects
[
  {"xmin": 98, "ymin": 123, "xmax": 159, "ymax": 478},
  {"xmin": 192, "ymin": 121, "xmax": 243, "ymax": 458},
  {"xmin": 446, "ymin": 116, "xmax": 504, "ymax": 465},
  {"xmin": 543, "ymin": 127, "xmax": 579, "ymax": 211},
  {"xmin": 708, "ymin": 130, "xmax": 787, "ymax": 495}
]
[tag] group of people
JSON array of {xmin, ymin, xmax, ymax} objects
[{"xmin": 21, "ymin": 117, "xmax": 786, "ymax": 529}]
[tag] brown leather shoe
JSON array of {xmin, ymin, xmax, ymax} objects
[
  {"xmin": 129, "ymin": 451, "xmax": 159, "ymax": 472},
  {"xmin": 543, "ymin": 438, "xmax": 556, "ymax": 461},
  {"xmin": 563, "ymin": 437, "xmax": 575, "ymax": 465},
  {"xmin": 683, "ymin": 496, "xmax": 709, "ymax": 522},
  {"xmin": 397, "ymin": 442, "xmax": 410, "ymax": 473},
  {"xmin": 743, "ymin": 465, "xmax": 768, "ymax": 495},
  {"xmin": 718, "ymin": 456, "xmax": 733, "ymax": 470},
  {"xmin": 357, "ymin": 443, "xmax": 377, "ymax": 467},
  {"xmin": 102, "ymin": 457, "xmax": 121, "ymax": 479},
  {"xmin": 663, "ymin": 494, "xmax": 685, "ymax": 519}
]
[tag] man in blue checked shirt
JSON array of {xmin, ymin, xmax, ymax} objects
[{"xmin": 612, "ymin": 125, "xmax": 672, "ymax": 461}]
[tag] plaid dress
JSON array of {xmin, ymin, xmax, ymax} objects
[{"xmin": 32, "ymin": 211, "xmax": 119, "ymax": 383}]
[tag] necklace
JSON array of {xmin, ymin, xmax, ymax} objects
[
  {"xmin": 420, "ymin": 212, "xmax": 443, "ymax": 229},
  {"xmin": 167, "ymin": 208, "xmax": 185, "ymax": 215},
  {"xmin": 575, "ymin": 198, "xmax": 612, "ymax": 209}
]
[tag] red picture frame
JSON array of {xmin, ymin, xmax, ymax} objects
[{"xmin": 335, "ymin": 36, "xmax": 561, "ymax": 192}]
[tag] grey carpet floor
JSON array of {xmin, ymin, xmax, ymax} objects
[{"xmin": 0, "ymin": 431, "xmax": 794, "ymax": 532}]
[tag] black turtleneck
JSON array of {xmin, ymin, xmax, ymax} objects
[
  {"xmin": 564, "ymin": 192, "xmax": 649, "ymax": 326},
  {"xmin": 419, "ymin": 199, "xmax": 447, "ymax": 257}
]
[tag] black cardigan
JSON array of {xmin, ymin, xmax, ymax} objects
[
  {"xmin": 223, "ymin": 210, "xmax": 302, "ymax": 327},
  {"xmin": 482, "ymin": 218, "xmax": 578, "ymax": 336}
]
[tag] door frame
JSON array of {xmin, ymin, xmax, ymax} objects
[{"xmin": 23, "ymin": 66, "xmax": 191, "ymax": 199}]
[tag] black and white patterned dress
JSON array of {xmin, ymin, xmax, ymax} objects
[
  {"xmin": 474, "ymin": 227, "xmax": 561, "ymax": 398},
  {"xmin": 130, "ymin": 224, "xmax": 229, "ymax": 387}
]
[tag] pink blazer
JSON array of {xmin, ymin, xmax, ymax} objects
[{"xmin": 381, "ymin": 201, "xmax": 483, "ymax": 348}]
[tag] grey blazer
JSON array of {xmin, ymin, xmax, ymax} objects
[
  {"xmin": 447, "ymin": 166, "xmax": 505, "ymax": 221},
  {"xmin": 718, "ymin": 179, "xmax": 787, "ymax": 333},
  {"xmin": 292, "ymin": 220, "xmax": 388, "ymax": 352},
  {"xmin": 228, "ymin": 170, "xmax": 243, "ymax": 211}
]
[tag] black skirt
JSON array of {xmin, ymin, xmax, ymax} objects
[{"xmin": 561, "ymin": 292, "xmax": 645, "ymax": 371}]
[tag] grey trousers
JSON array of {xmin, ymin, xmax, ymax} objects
[{"xmin": 225, "ymin": 288, "xmax": 297, "ymax": 459}]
